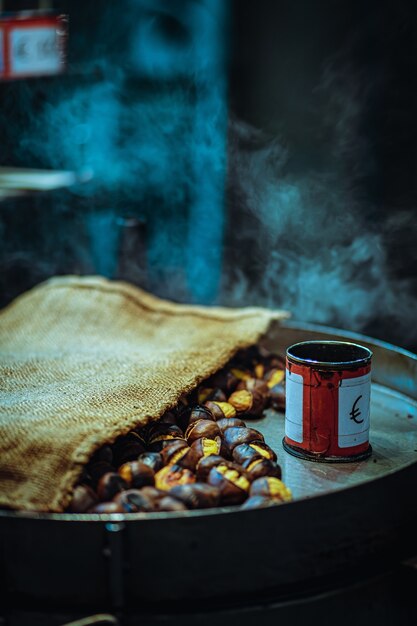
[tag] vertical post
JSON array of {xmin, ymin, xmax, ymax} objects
[
  {"xmin": 104, "ymin": 522, "xmax": 126, "ymax": 611},
  {"xmin": 86, "ymin": 209, "xmax": 121, "ymax": 279},
  {"xmin": 186, "ymin": 0, "xmax": 228, "ymax": 304}
]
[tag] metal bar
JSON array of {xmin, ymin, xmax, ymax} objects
[
  {"xmin": 186, "ymin": 0, "xmax": 229, "ymax": 304},
  {"xmin": 62, "ymin": 615, "xmax": 119, "ymax": 626},
  {"xmin": 104, "ymin": 522, "xmax": 126, "ymax": 610},
  {"xmin": 0, "ymin": 167, "xmax": 79, "ymax": 191}
]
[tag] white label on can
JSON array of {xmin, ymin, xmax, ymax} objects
[
  {"xmin": 285, "ymin": 370, "xmax": 304, "ymax": 443},
  {"xmin": 338, "ymin": 373, "xmax": 371, "ymax": 448},
  {"xmin": 10, "ymin": 27, "xmax": 62, "ymax": 76}
]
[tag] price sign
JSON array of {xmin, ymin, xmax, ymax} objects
[{"xmin": 0, "ymin": 14, "xmax": 67, "ymax": 80}]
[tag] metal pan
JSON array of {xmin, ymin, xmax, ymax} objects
[{"xmin": 1, "ymin": 322, "xmax": 417, "ymax": 613}]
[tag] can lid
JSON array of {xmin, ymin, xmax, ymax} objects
[{"xmin": 286, "ymin": 340, "xmax": 372, "ymax": 369}]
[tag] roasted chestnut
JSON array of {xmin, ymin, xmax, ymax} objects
[
  {"xmin": 140, "ymin": 486, "xmax": 166, "ymax": 502},
  {"xmin": 207, "ymin": 388, "xmax": 227, "ymax": 403},
  {"xmin": 197, "ymin": 387, "xmax": 228, "ymax": 404},
  {"xmin": 203, "ymin": 401, "xmax": 237, "ymax": 420},
  {"xmin": 112, "ymin": 432, "xmax": 147, "ymax": 466},
  {"xmin": 235, "ymin": 378, "xmax": 270, "ymax": 398},
  {"xmin": 147, "ymin": 424, "xmax": 186, "ymax": 452},
  {"xmin": 97, "ymin": 472, "xmax": 129, "ymax": 501},
  {"xmin": 197, "ymin": 387, "xmax": 214, "ymax": 404},
  {"xmin": 242, "ymin": 458, "xmax": 282, "ymax": 480},
  {"xmin": 157, "ymin": 496, "xmax": 189, "ymax": 512},
  {"xmin": 191, "ymin": 436, "xmax": 222, "ymax": 460},
  {"xmin": 161, "ymin": 441, "xmax": 198, "ymax": 471},
  {"xmin": 223, "ymin": 427, "xmax": 265, "ymax": 451},
  {"xmin": 232, "ymin": 441, "xmax": 277, "ymax": 465},
  {"xmin": 159, "ymin": 411, "xmax": 178, "ymax": 425},
  {"xmin": 216, "ymin": 417, "xmax": 246, "ymax": 433},
  {"xmin": 269, "ymin": 383, "xmax": 286, "ymax": 410},
  {"xmin": 170, "ymin": 483, "xmax": 221, "ymax": 509},
  {"xmin": 155, "ymin": 465, "xmax": 196, "ymax": 490},
  {"xmin": 195, "ymin": 454, "xmax": 226, "ymax": 482},
  {"xmin": 113, "ymin": 489, "xmax": 155, "ymax": 513},
  {"xmin": 118, "ymin": 461, "xmax": 155, "ymax": 489},
  {"xmin": 177, "ymin": 404, "xmax": 214, "ymax": 430},
  {"xmin": 185, "ymin": 419, "xmax": 221, "ymax": 444},
  {"xmin": 187, "ymin": 405, "xmax": 216, "ymax": 424},
  {"xmin": 227, "ymin": 390, "xmax": 252, "ymax": 413},
  {"xmin": 264, "ymin": 368, "xmax": 285, "ymax": 388},
  {"xmin": 68, "ymin": 484, "xmax": 98, "ymax": 513},
  {"xmin": 207, "ymin": 369, "xmax": 239, "ymax": 392},
  {"xmin": 207, "ymin": 462, "xmax": 250, "ymax": 505},
  {"xmin": 137, "ymin": 451, "xmax": 164, "ymax": 473},
  {"xmin": 229, "ymin": 367, "xmax": 252, "ymax": 382},
  {"xmin": 254, "ymin": 363, "xmax": 266, "ymax": 379},
  {"xmin": 249, "ymin": 477, "xmax": 292, "ymax": 502},
  {"xmin": 88, "ymin": 461, "xmax": 114, "ymax": 486},
  {"xmin": 240, "ymin": 495, "xmax": 277, "ymax": 510},
  {"xmin": 148, "ymin": 423, "xmax": 184, "ymax": 438},
  {"xmin": 228, "ymin": 389, "xmax": 266, "ymax": 417}
]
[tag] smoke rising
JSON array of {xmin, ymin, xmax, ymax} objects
[
  {"xmin": 224, "ymin": 54, "xmax": 417, "ymax": 347},
  {"xmin": 1, "ymin": 1, "xmax": 416, "ymax": 349}
]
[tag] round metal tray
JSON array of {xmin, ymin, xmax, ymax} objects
[{"xmin": 1, "ymin": 322, "xmax": 417, "ymax": 613}]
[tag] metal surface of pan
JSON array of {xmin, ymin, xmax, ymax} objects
[{"xmin": 1, "ymin": 322, "xmax": 417, "ymax": 613}]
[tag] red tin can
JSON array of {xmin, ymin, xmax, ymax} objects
[{"xmin": 283, "ymin": 341, "xmax": 372, "ymax": 462}]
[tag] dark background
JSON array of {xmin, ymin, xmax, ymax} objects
[
  {"xmin": 1, "ymin": 0, "xmax": 416, "ymax": 350},
  {"xmin": 228, "ymin": 0, "xmax": 417, "ymax": 350}
]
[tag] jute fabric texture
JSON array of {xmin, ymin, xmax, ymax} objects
[{"xmin": 0, "ymin": 276, "xmax": 288, "ymax": 512}]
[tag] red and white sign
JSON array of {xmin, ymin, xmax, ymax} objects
[{"xmin": 0, "ymin": 13, "xmax": 67, "ymax": 80}]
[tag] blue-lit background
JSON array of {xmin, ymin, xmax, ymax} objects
[{"xmin": 1, "ymin": 0, "xmax": 416, "ymax": 351}]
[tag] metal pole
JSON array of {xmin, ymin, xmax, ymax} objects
[{"xmin": 186, "ymin": 0, "xmax": 229, "ymax": 304}]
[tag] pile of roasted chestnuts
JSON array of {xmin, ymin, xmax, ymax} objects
[{"xmin": 68, "ymin": 345, "xmax": 291, "ymax": 514}]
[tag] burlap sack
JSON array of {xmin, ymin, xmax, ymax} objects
[{"xmin": 0, "ymin": 276, "xmax": 289, "ymax": 512}]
